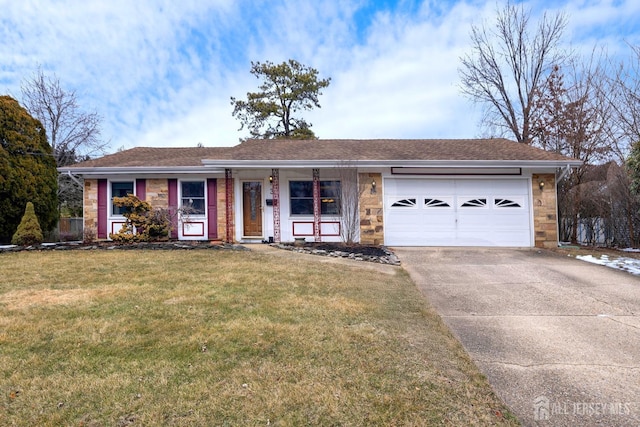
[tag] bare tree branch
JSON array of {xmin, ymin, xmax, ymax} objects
[
  {"xmin": 21, "ymin": 67, "xmax": 107, "ymax": 167},
  {"xmin": 459, "ymin": 2, "xmax": 567, "ymax": 143},
  {"xmin": 337, "ymin": 162, "xmax": 360, "ymax": 245},
  {"xmin": 20, "ymin": 67, "xmax": 107, "ymax": 217}
]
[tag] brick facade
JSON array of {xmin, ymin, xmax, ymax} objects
[
  {"xmin": 358, "ymin": 173, "xmax": 384, "ymax": 245},
  {"xmin": 218, "ymin": 178, "xmax": 234, "ymax": 242},
  {"xmin": 532, "ymin": 173, "xmax": 558, "ymax": 248}
]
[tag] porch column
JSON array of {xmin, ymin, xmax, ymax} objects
[
  {"xmin": 271, "ymin": 168, "xmax": 281, "ymax": 243},
  {"xmin": 225, "ymin": 168, "xmax": 233, "ymax": 242},
  {"xmin": 313, "ymin": 168, "xmax": 321, "ymax": 242}
]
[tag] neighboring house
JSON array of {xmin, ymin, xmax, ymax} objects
[
  {"xmin": 560, "ymin": 161, "xmax": 636, "ymax": 246},
  {"xmin": 59, "ymin": 138, "xmax": 581, "ymax": 248}
]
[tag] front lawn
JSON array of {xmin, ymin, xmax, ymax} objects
[{"xmin": 0, "ymin": 250, "xmax": 516, "ymax": 426}]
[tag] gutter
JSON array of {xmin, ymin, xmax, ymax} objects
[
  {"xmin": 58, "ymin": 160, "xmax": 583, "ymax": 176},
  {"xmin": 200, "ymin": 159, "xmax": 584, "ymax": 169},
  {"xmin": 57, "ymin": 166, "xmax": 227, "ymax": 176}
]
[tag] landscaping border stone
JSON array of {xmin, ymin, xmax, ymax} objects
[
  {"xmin": 0, "ymin": 241, "xmax": 249, "ymax": 253},
  {"xmin": 271, "ymin": 243, "xmax": 401, "ymax": 265},
  {"xmin": 0, "ymin": 241, "xmax": 400, "ymax": 265}
]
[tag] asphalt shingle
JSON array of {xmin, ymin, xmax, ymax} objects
[{"xmin": 66, "ymin": 138, "xmax": 577, "ymax": 168}]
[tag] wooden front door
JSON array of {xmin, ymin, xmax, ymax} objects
[{"xmin": 242, "ymin": 181, "xmax": 263, "ymax": 237}]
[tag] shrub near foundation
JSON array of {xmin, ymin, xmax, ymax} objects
[
  {"xmin": 11, "ymin": 202, "xmax": 43, "ymax": 246},
  {"xmin": 109, "ymin": 195, "xmax": 171, "ymax": 242}
]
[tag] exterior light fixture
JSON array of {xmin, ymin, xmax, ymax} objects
[
  {"xmin": 269, "ymin": 175, "xmax": 273, "ymax": 183},
  {"xmin": 371, "ymin": 179, "xmax": 377, "ymax": 194},
  {"xmin": 538, "ymin": 180, "xmax": 545, "ymax": 191}
]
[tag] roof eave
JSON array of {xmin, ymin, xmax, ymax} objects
[
  {"xmin": 59, "ymin": 159, "xmax": 582, "ymax": 175},
  {"xmin": 200, "ymin": 159, "xmax": 583, "ymax": 169},
  {"xmin": 58, "ymin": 166, "xmax": 227, "ymax": 176}
]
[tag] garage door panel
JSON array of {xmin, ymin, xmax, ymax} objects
[
  {"xmin": 492, "ymin": 212, "xmax": 529, "ymax": 229},
  {"xmin": 386, "ymin": 178, "xmax": 455, "ymax": 195},
  {"xmin": 384, "ymin": 178, "xmax": 532, "ymax": 247},
  {"xmin": 386, "ymin": 212, "xmax": 425, "ymax": 231},
  {"xmin": 386, "ymin": 212, "xmax": 455, "ymax": 232},
  {"xmin": 422, "ymin": 216, "xmax": 456, "ymax": 229},
  {"xmin": 454, "ymin": 232, "xmax": 498, "ymax": 246},
  {"xmin": 486, "ymin": 231, "xmax": 531, "ymax": 246}
]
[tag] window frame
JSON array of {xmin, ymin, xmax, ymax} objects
[
  {"xmin": 180, "ymin": 180, "xmax": 206, "ymax": 216},
  {"xmin": 459, "ymin": 197, "xmax": 488, "ymax": 209},
  {"xmin": 494, "ymin": 197, "xmax": 524, "ymax": 208},
  {"xmin": 289, "ymin": 180, "xmax": 341, "ymax": 216},
  {"xmin": 390, "ymin": 198, "xmax": 418, "ymax": 208},
  {"xmin": 110, "ymin": 181, "xmax": 135, "ymax": 217}
]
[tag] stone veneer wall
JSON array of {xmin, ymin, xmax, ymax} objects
[
  {"xmin": 146, "ymin": 178, "xmax": 233, "ymax": 242},
  {"xmin": 532, "ymin": 173, "xmax": 558, "ymax": 248},
  {"xmin": 83, "ymin": 179, "xmax": 98, "ymax": 234},
  {"xmin": 146, "ymin": 179, "xmax": 169, "ymax": 209},
  {"xmin": 83, "ymin": 178, "xmax": 231, "ymax": 242},
  {"xmin": 359, "ymin": 173, "xmax": 384, "ymax": 245}
]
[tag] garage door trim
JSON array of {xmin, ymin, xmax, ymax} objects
[{"xmin": 383, "ymin": 177, "xmax": 533, "ymax": 247}]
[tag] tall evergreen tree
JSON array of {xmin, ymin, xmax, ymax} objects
[
  {"xmin": 0, "ymin": 95, "xmax": 58, "ymax": 242},
  {"xmin": 231, "ymin": 59, "xmax": 330, "ymax": 140}
]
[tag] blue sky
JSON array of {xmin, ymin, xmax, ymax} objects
[{"xmin": 1, "ymin": 0, "xmax": 639, "ymax": 153}]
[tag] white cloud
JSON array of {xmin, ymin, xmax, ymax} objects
[
  {"xmin": 308, "ymin": 1, "xmax": 494, "ymax": 139},
  {"xmin": 1, "ymin": 0, "xmax": 639, "ymax": 153}
]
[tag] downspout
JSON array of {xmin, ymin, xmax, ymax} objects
[
  {"xmin": 66, "ymin": 170, "xmax": 83, "ymax": 187},
  {"xmin": 65, "ymin": 171, "xmax": 84, "ymax": 226},
  {"xmin": 557, "ymin": 164, "xmax": 572, "ymax": 182}
]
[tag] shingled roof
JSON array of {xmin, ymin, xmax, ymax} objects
[
  {"xmin": 67, "ymin": 146, "xmax": 234, "ymax": 168},
  {"xmin": 64, "ymin": 138, "xmax": 579, "ymax": 169},
  {"xmin": 226, "ymin": 138, "xmax": 574, "ymax": 161}
]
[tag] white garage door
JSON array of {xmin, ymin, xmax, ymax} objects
[{"xmin": 384, "ymin": 178, "xmax": 532, "ymax": 246}]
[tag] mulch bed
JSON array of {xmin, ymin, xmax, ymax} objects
[
  {"xmin": 0, "ymin": 241, "xmax": 397, "ymax": 263},
  {"xmin": 273, "ymin": 242, "xmax": 400, "ymax": 265},
  {"xmin": 290, "ymin": 242, "xmax": 390, "ymax": 257}
]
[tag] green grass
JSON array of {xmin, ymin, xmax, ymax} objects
[{"xmin": 0, "ymin": 250, "xmax": 517, "ymax": 426}]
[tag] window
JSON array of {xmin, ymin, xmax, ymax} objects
[
  {"xmin": 495, "ymin": 198, "xmax": 521, "ymax": 208},
  {"xmin": 181, "ymin": 181, "xmax": 205, "ymax": 215},
  {"xmin": 424, "ymin": 198, "xmax": 450, "ymax": 208},
  {"xmin": 111, "ymin": 181, "xmax": 134, "ymax": 215},
  {"xmin": 289, "ymin": 180, "xmax": 341, "ymax": 215},
  {"xmin": 461, "ymin": 198, "xmax": 487, "ymax": 208},
  {"xmin": 391, "ymin": 198, "xmax": 416, "ymax": 207}
]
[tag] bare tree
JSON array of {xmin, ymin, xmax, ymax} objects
[
  {"xmin": 337, "ymin": 163, "xmax": 360, "ymax": 245},
  {"xmin": 21, "ymin": 68, "xmax": 106, "ymax": 166},
  {"xmin": 531, "ymin": 57, "xmax": 611, "ymax": 242},
  {"xmin": 605, "ymin": 44, "xmax": 640, "ymax": 161},
  {"xmin": 459, "ymin": 2, "xmax": 567, "ymax": 144},
  {"xmin": 21, "ymin": 68, "xmax": 107, "ymax": 217}
]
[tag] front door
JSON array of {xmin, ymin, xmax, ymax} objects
[{"xmin": 242, "ymin": 181, "xmax": 263, "ymax": 237}]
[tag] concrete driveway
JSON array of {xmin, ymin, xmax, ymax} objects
[{"xmin": 394, "ymin": 247, "xmax": 640, "ymax": 427}]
